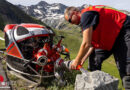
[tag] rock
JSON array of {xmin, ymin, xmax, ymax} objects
[{"xmin": 75, "ymin": 71, "xmax": 119, "ymax": 90}]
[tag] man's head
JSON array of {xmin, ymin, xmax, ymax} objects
[{"xmin": 64, "ymin": 7, "xmax": 81, "ymax": 25}]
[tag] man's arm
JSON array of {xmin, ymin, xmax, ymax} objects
[
  {"xmin": 80, "ymin": 46, "xmax": 94, "ymax": 65},
  {"xmin": 71, "ymin": 26, "xmax": 93, "ymax": 69}
]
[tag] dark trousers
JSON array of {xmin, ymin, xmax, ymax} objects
[{"xmin": 88, "ymin": 49, "xmax": 112, "ymax": 71}]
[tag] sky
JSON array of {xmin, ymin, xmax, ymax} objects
[{"xmin": 6, "ymin": 0, "xmax": 130, "ymax": 11}]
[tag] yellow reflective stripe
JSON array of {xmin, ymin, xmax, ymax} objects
[
  {"xmin": 95, "ymin": 6, "xmax": 122, "ymax": 12},
  {"xmin": 89, "ymin": 6, "xmax": 93, "ymax": 10}
]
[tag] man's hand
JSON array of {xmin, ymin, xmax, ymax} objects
[{"xmin": 70, "ymin": 59, "xmax": 80, "ymax": 70}]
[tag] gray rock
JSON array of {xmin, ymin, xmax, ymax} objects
[{"xmin": 75, "ymin": 71, "xmax": 119, "ymax": 90}]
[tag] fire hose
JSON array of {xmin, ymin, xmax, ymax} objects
[{"xmin": 55, "ymin": 59, "xmax": 88, "ymax": 74}]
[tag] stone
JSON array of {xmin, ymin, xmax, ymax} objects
[{"xmin": 75, "ymin": 71, "xmax": 119, "ymax": 90}]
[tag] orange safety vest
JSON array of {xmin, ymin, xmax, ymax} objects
[{"xmin": 81, "ymin": 5, "xmax": 127, "ymax": 50}]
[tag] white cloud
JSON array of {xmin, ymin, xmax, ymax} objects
[{"xmin": 7, "ymin": 0, "xmax": 42, "ymax": 6}]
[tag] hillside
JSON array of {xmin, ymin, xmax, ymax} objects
[{"xmin": 0, "ymin": 0, "xmax": 48, "ymax": 30}]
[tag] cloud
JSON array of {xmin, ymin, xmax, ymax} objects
[{"xmin": 7, "ymin": 0, "xmax": 42, "ymax": 6}]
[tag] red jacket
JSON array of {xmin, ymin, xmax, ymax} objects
[{"xmin": 81, "ymin": 5, "xmax": 127, "ymax": 50}]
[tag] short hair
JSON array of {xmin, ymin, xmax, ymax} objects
[{"xmin": 64, "ymin": 7, "xmax": 79, "ymax": 18}]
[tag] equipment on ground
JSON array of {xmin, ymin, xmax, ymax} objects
[{"xmin": 0, "ymin": 23, "xmax": 72, "ymax": 86}]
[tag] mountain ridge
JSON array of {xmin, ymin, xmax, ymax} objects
[
  {"xmin": 0, "ymin": 0, "xmax": 49, "ymax": 30},
  {"xmin": 17, "ymin": 1, "xmax": 67, "ymax": 29}
]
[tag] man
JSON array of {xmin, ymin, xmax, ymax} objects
[{"xmin": 64, "ymin": 5, "xmax": 130, "ymax": 89}]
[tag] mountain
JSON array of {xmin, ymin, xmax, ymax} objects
[
  {"xmin": 17, "ymin": 1, "xmax": 130, "ymax": 30},
  {"xmin": 17, "ymin": 1, "xmax": 67, "ymax": 29},
  {"xmin": 0, "ymin": 0, "xmax": 48, "ymax": 30}
]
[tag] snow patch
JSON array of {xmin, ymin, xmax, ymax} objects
[
  {"xmin": 34, "ymin": 9, "xmax": 42, "ymax": 15},
  {"xmin": 49, "ymin": 6, "xmax": 59, "ymax": 10},
  {"xmin": 37, "ymin": 6, "xmax": 42, "ymax": 9}
]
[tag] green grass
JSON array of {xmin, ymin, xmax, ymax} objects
[
  {"xmin": 53, "ymin": 29, "xmax": 82, "ymax": 58},
  {"xmin": 0, "ymin": 30, "xmax": 4, "ymax": 37},
  {"xmin": 0, "ymin": 30, "xmax": 5, "ymax": 49}
]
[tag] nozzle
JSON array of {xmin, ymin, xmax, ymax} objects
[
  {"xmin": 76, "ymin": 65, "xmax": 82, "ymax": 70},
  {"xmin": 79, "ymin": 67, "xmax": 88, "ymax": 74},
  {"xmin": 62, "ymin": 61, "xmax": 82, "ymax": 70},
  {"xmin": 55, "ymin": 60, "xmax": 88, "ymax": 74}
]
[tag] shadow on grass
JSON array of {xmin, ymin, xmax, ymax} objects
[
  {"xmin": 37, "ymin": 70, "xmax": 81, "ymax": 90},
  {"xmin": 118, "ymin": 88, "xmax": 124, "ymax": 90}
]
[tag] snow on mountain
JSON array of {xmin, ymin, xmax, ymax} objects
[{"xmin": 17, "ymin": 1, "xmax": 67, "ymax": 29}]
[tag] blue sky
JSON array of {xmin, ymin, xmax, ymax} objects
[{"xmin": 7, "ymin": 0, "xmax": 130, "ymax": 11}]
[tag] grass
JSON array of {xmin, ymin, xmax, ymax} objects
[
  {"xmin": 0, "ymin": 30, "xmax": 5, "ymax": 49},
  {"xmin": 0, "ymin": 29, "xmax": 124, "ymax": 90},
  {"xmin": 53, "ymin": 28, "xmax": 82, "ymax": 57}
]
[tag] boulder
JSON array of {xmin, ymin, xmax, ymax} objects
[{"xmin": 75, "ymin": 71, "xmax": 119, "ymax": 90}]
